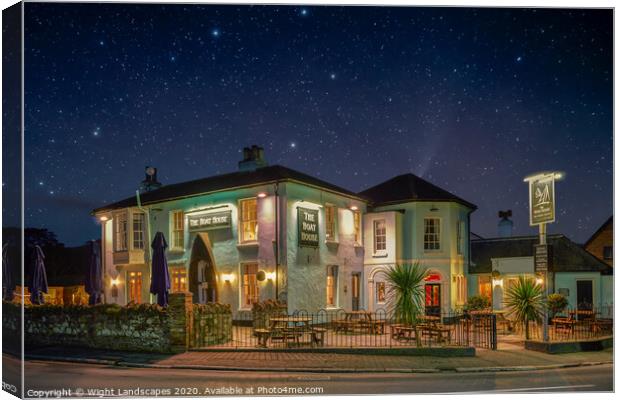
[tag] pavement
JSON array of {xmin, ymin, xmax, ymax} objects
[{"xmin": 19, "ymin": 337, "xmax": 613, "ymax": 374}]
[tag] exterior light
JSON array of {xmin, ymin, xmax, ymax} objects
[
  {"xmin": 257, "ymin": 192, "xmax": 267, "ymax": 198},
  {"xmin": 221, "ymin": 273, "xmax": 234, "ymax": 283},
  {"xmin": 349, "ymin": 205, "xmax": 358, "ymax": 211},
  {"xmin": 265, "ymin": 271, "xmax": 276, "ymax": 281},
  {"xmin": 110, "ymin": 278, "xmax": 119, "ymax": 286},
  {"xmin": 99, "ymin": 215, "xmax": 109, "ymax": 222},
  {"xmin": 536, "ymin": 277, "xmax": 544, "ymax": 285},
  {"xmin": 492, "ymin": 278, "xmax": 503, "ymax": 287}
]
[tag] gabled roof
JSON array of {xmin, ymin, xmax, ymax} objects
[
  {"xmin": 358, "ymin": 173, "xmax": 477, "ymax": 210},
  {"xmin": 93, "ymin": 165, "xmax": 362, "ymax": 213},
  {"xmin": 584, "ymin": 216, "xmax": 613, "ymax": 248},
  {"xmin": 470, "ymin": 234, "xmax": 612, "ymax": 275}
]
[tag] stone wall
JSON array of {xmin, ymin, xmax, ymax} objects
[{"xmin": 2, "ymin": 292, "xmax": 233, "ymax": 354}]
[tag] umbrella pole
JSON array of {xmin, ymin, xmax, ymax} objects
[{"xmin": 136, "ymin": 190, "xmax": 154, "ymax": 304}]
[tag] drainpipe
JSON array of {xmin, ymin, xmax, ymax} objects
[
  {"xmin": 274, "ymin": 182, "xmax": 279, "ymax": 301},
  {"xmin": 136, "ymin": 190, "xmax": 153, "ymax": 303}
]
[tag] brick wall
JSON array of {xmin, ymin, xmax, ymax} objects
[{"xmin": 585, "ymin": 222, "xmax": 613, "ymax": 267}]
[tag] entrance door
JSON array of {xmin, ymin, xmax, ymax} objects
[
  {"xmin": 351, "ymin": 273, "xmax": 360, "ymax": 311},
  {"xmin": 425, "ymin": 284, "xmax": 441, "ymax": 316},
  {"xmin": 576, "ymin": 280, "xmax": 593, "ymax": 310}
]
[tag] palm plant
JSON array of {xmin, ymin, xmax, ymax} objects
[
  {"xmin": 504, "ymin": 276, "xmax": 544, "ymax": 340},
  {"xmin": 384, "ymin": 263, "xmax": 428, "ymax": 327}
]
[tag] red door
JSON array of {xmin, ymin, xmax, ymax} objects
[{"xmin": 425, "ymin": 283, "xmax": 441, "ymax": 316}]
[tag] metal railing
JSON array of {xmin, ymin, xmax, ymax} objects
[
  {"xmin": 515, "ymin": 306, "xmax": 613, "ymax": 342},
  {"xmin": 192, "ymin": 308, "xmax": 498, "ymax": 350}
]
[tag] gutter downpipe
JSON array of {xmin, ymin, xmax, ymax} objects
[
  {"xmin": 136, "ymin": 190, "xmax": 153, "ymax": 304},
  {"xmin": 274, "ymin": 182, "xmax": 279, "ymax": 301}
]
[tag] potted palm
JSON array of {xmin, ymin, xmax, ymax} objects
[
  {"xmin": 385, "ymin": 262, "xmax": 428, "ymax": 347},
  {"xmin": 504, "ymin": 276, "xmax": 544, "ymax": 340}
]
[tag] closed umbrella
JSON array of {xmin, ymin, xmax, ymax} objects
[
  {"xmin": 85, "ymin": 240, "xmax": 102, "ymax": 305},
  {"xmin": 29, "ymin": 245, "xmax": 48, "ymax": 305},
  {"xmin": 2, "ymin": 243, "xmax": 15, "ymax": 301},
  {"xmin": 149, "ymin": 232, "xmax": 171, "ymax": 307}
]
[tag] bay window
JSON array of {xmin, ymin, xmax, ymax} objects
[{"xmin": 114, "ymin": 213, "xmax": 128, "ymax": 251}]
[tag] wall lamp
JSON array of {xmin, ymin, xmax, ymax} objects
[
  {"xmin": 492, "ymin": 278, "xmax": 503, "ymax": 287},
  {"xmin": 257, "ymin": 192, "xmax": 267, "ymax": 198},
  {"xmin": 99, "ymin": 215, "xmax": 109, "ymax": 222},
  {"xmin": 265, "ymin": 271, "xmax": 276, "ymax": 281},
  {"xmin": 221, "ymin": 273, "xmax": 235, "ymax": 283},
  {"xmin": 349, "ymin": 205, "xmax": 359, "ymax": 211}
]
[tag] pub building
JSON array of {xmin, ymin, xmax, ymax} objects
[{"xmin": 93, "ymin": 146, "xmax": 476, "ymax": 315}]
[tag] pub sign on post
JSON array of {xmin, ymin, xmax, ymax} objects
[
  {"xmin": 298, "ymin": 207, "xmax": 319, "ymax": 247},
  {"xmin": 528, "ymin": 173, "xmax": 556, "ymax": 226},
  {"xmin": 534, "ymin": 244, "xmax": 553, "ymax": 273}
]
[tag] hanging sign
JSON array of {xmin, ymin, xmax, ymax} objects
[
  {"xmin": 188, "ymin": 211, "xmax": 232, "ymax": 231},
  {"xmin": 534, "ymin": 244, "xmax": 553, "ymax": 272},
  {"xmin": 298, "ymin": 207, "xmax": 319, "ymax": 247},
  {"xmin": 527, "ymin": 173, "xmax": 556, "ymax": 226}
]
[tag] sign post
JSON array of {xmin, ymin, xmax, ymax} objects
[{"xmin": 524, "ymin": 171, "xmax": 562, "ymax": 342}]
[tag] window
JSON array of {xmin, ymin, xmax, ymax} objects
[
  {"xmin": 376, "ymin": 281, "xmax": 386, "ymax": 303},
  {"xmin": 114, "ymin": 213, "xmax": 128, "ymax": 251},
  {"xmin": 325, "ymin": 204, "xmax": 337, "ymax": 241},
  {"xmin": 241, "ymin": 263, "xmax": 259, "ymax": 307},
  {"xmin": 603, "ymin": 246, "xmax": 613, "ymax": 260},
  {"xmin": 456, "ymin": 275, "xmax": 466, "ymax": 305},
  {"xmin": 170, "ymin": 267, "xmax": 187, "ymax": 293},
  {"xmin": 353, "ymin": 211, "xmax": 361, "ymax": 245},
  {"xmin": 128, "ymin": 271, "xmax": 142, "ymax": 303},
  {"xmin": 457, "ymin": 220, "xmax": 464, "ymax": 255},
  {"xmin": 239, "ymin": 198, "xmax": 258, "ymax": 242},
  {"xmin": 478, "ymin": 276, "xmax": 492, "ymax": 300},
  {"xmin": 503, "ymin": 278, "xmax": 519, "ymax": 305},
  {"xmin": 424, "ymin": 218, "xmax": 441, "ymax": 251},
  {"xmin": 171, "ymin": 211, "xmax": 184, "ymax": 250},
  {"xmin": 373, "ymin": 220, "xmax": 386, "ymax": 253},
  {"xmin": 326, "ymin": 265, "xmax": 338, "ymax": 307},
  {"xmin": 132, "ymin": 212, "xmax": 145, "ymax": 249}
]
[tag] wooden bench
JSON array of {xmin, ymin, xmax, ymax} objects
[
  {"xmin": 254, "ymin": 328, "xmax": 271, "ymax": 348},
  {"xmin": 552, "ymin": 316, "xmax": 577, "ymax": 334},
  {"xmin": 390, "ymin": 324, "xmax": 418, "ymax": 341},
  {"xmin": 418, "ymin": 323, "xmax": 452, "ymax": 344},
  {"xmin": 311, "ymin": 327, "xmax": 327, "ymax": 347}
]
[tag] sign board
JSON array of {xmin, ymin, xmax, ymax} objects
[
  {"xmin": 298, "ymin": 207, "xmax": 319, "ymax": 247},
  {"xmin": 534, "ymin": 244, "xmax": 553, "ymax": 272},
  {"xmin": 188, "ymin": 211, "xmax": 232, "ymax": 231},
  {"xmin": 528, "ymin": 174, "xmax": 555, "ymax": 226}
]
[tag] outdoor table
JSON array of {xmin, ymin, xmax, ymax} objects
[{"xmin": 268, "ymin": 316, "xmax": 313, "ymax": 347}]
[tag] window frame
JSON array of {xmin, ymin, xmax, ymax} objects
[
  {"xmin": 603, "ymin": 246, "xmax": 613, "ymax": 260},
  {"xmin": 373, "ymin": 219, "xmax": 387, "ymax": 255},
  {"xmin": 478, "ymin": 275, "xmax": 492, "ymax": 300},
  {"xmin": 127, "ymin": 271, "xmax": 142, "ymax": 303},
  {"xmin": 132, "ymin": 211, "xmax": 145, "ymax": 250},
  {"xmin": 114, "ymin": 212, "xmax": 128, "ymax": 252},
  {"xmin": 326, "ymin": 265, "xmax": 339, "ymax": 308},
  {"xmin": 324, "ymin": 203, "xmax": 338, "ymax": 242},
  {"xmin": 240, "ymin": 262, "xmax": 260, "ymax": 309},
  {"xmin": 376, "ymin": 281, "xmax": 386, "ymax": 304},
  {"xmin": 238, "ymin": 197, "xmax": 258, "ymax": 244},
  {"xmin": 353, "ymin": 210, "xmax": 362, "ymax": 246},
  {"xmin": 169, "ymin": 210, "xmax": 185, "ymax": 251},
  {"xmin": 456, "ymin": 220, "xmax": 464, "ymax": 255},
  {"xmin": 423, "ymin": 217, "xmax": 441, "ymax": 252},
  {"xmin": 170, "ymin": 266, "xmax": 187, "ymax": 293}
]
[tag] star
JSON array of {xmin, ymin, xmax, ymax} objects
[
  {"xmin": 211, "ymin": 29, "xmax": 220, "ymax": 37},
  {"xmin": 330, "ymin": 73, "xmax": 336, "ymax": 80},
  {"xmin": 300, "ymin": 8, "xmax": 308, "ymax": 16},
  {"xmin": 516, "ymin": 56, "xmax": 523, "ymax": 62},
  {"xmin": 290, "ymin": 142, "xmax": 296, "ymax": 149}
]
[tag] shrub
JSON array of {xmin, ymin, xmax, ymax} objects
[
  {"xmin": 547, "ymin": 293, "xmax": 568, "ymax": 318},
  {"xmin": 466, "ymin": 295, "xmax": 491, "ymax": 311}
]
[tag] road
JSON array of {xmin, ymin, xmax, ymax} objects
[{"xmin": 2, "ymin": 356, "xmax": 613, "ymax": 397}]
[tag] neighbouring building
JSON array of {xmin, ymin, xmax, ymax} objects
[
  {"xmin": 468, "ymin": 214, "xmax": 613, "ymax": 312},
  {"xmin": 93, "ymin": 146, "xmax": 477, "ymax": 315},
  {"xmin": 584, "ymin": 216, "xmax": 613, "ymax": 268}
]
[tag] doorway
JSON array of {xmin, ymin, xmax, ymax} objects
[
  {"xmin": 576, "ymin": 280, "xmax": 593, "ymax": 310},
  {"xmin": 189, "ymin": 233, "xmax": 218, "ymax": 304},
  {"xmin": 425, "ymin": 283, "xmax": 441, "ymax": 316},
  {"xmin": 351, "ymin": 273, "xmax": 361, "ymax": 311}
]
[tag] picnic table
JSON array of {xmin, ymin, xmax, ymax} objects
[
  {"xmin": 391, "ymin": 316, "xmax": 451, "ymax": 345},
  {"xmin": 333, "ymin": 311, "xmax": 386, "ymax": 334},
  {"xmin": 255, "ymin": 316, "xmax": 325, "ymax": 348}
]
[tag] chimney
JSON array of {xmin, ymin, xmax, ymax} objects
[
  {"xmin": 238, "ymin": 145, "xmax": 268, "ymax": 172},
  {"xmin": 498, "ymin": 210, "xmax": 513, "ymax": 238},
  {"xmin": 140, "ymin": 166, "xmax": 163, "ymax": 193}
]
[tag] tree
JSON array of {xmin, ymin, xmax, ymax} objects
[
  {"xmin": 384, "ymin": 263, "xmax": 428, "ymax": 326},
  {"xmin": 504, "ymin": 276, "xmax": 544, "ymax": 340}
]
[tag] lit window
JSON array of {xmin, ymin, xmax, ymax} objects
[
  {"xmin": 603, "ymin": 246, "xmax": 613, "ymax": 260},
  {"xmin": 128, "ymin": 271, "xmax": 142, "ymax": 303},
  {"xmin": 373, "ymin": 219, "xmax": 386, "ymax": 253},
  {"xmin": 132, "ymin": 212, "xmax": 145, "ymax": 250},
  {"xmin": 239, "ymin": 198, "xmax": 258, "ymax": 242},
  {"xmin": 242, "ymin": 263, "xmax": 259, "ymax": 307},
  {"xmin": 376, "ymin": 281, "xmax": 386, "ymax": 303},
  {"xmin": 478, "ymin": 276, "xmax": 492, "ymax": 300},
  {"xmin": 325, "ymin": 204, "xmax": 337, "ymax": 241},
  {"xmin": 456, "ymin": 275, "xmax": 467, "ymax": 305},
  {"xmin": 170, "ymin": 267, "xmax": 187, "ymax": 293},
  {"xmin": 457, "ymin": 220, "xmax": 464, "ymax": 255},
  {"xmin": 326, "ymin": 265, "xmax": 338, "ymax": 307},
  {"xmin": 170, "ymin": 211, "xmax": 184, "ymax": 250},
  {"xmin": 424, "ymin": 218, "xmax": 441, "ymax": 251},
  {"xmin": 114, "ymin": 213, "xmax": 128, "ymax": 251},
  {"xmin": 353, "ymin": 211, "xmax": 361, "ymax": 245}
]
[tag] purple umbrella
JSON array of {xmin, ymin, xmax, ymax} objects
[
  {"xmin": 2, "ymin": 243, "xmax": 15, "ymax": 301},
  {"xmin": 85, "ymin": 240, "xmax": 102, "ymax": 305},
  {"xmin": 29, "ymin": 245, "xmax": 48, "ymax": 305},
  {"xmin": 149, "ymin": 232, "xmax": 171, "ymax": 307}
]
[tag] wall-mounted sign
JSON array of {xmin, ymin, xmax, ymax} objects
[
  {"xmin": 528, "ymin": 173, "xmax": 555, "ymax": 226},
  {"xmin": 534, "ymin": 244, "xmax": 553, "ymax": 272},
  {"xmin": 298, "ymin": 207, "xmax": 319, "ymax": 247},
  {"xmin": 188, "ymin": 211, "xmax": 232, "ymax": 231}
]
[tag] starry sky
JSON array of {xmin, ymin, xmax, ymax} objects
[{"xmin": 15, "ymin": 4, "xmax": 612, "ymax": 246}]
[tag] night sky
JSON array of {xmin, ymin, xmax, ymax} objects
[{"xmin": 19, "ymin": 4, "xmax": 612, "ymax": 246}]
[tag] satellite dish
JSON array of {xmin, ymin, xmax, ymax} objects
[{"xmin": 146, "ymin": 167, "xmax": 156, "ymax": 176}]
